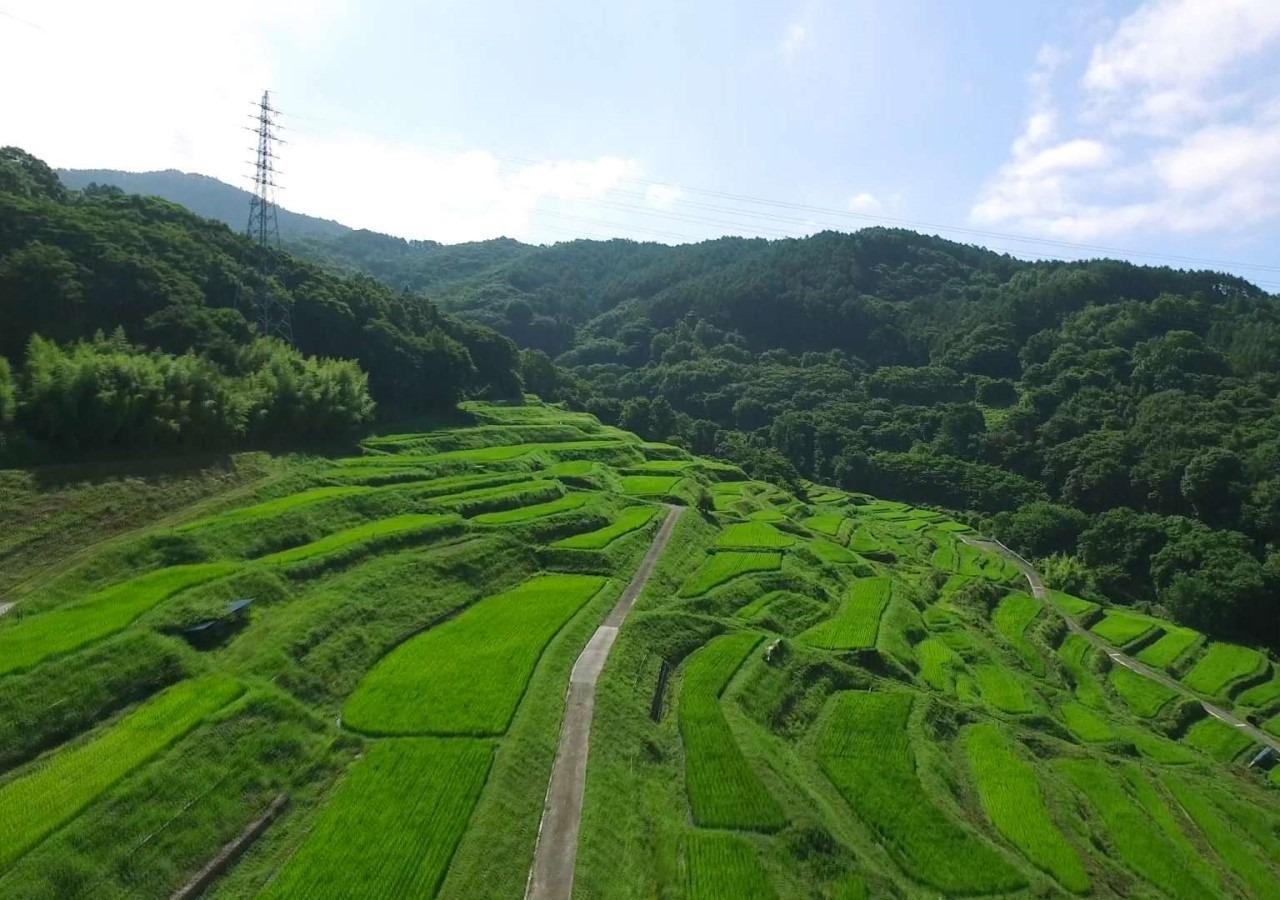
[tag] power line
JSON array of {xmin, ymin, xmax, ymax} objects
[{"xmin": 245, "ymin": 90, "xmax": 293, "ymax": 344}]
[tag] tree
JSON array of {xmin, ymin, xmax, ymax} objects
[
  {"xmin": 991, "ymin": 502, "xmax": 1088, "ymax": 558},
  {"xmin": 1179, "ymin": 447, "xmax": 1246, "ymax": 527}
]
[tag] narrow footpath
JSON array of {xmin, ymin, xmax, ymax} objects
[
  {"xmin": 524, "ymin": 504, "xmax": 684, "ymax": 900},
  {"xmin": 964, "ymin": 535, "xmax": 1280, "ymax": 755}
]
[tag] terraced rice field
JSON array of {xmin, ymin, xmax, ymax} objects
[
  {"xmin": 1181, "ymin": 716, "xmax": 1255, "ymax": 762},
  {"xmin": 1056, "ymin": 635, "xmax": 1108, "ymax": 709},
  {"xmin": 678, "ymin": 632, "xmax": 784, "ymax": 831},
  {"xmin": 963, "ymin": 724, "xmax": 1089, "ymax": 893},
  {"xmin": 343, "ymin": 574, "xmax": 605, "ymax": 735},
  {"xmin": 472, "ymin": 492, "xmax": 588, "ymax": 524},
  {"xmin": 264, "ymin": 739, "xmax": 492, "ymax": 899},
  {"xmin": 1237, "ymin": 673, "xmax": 1280, "ymax": 709},
  {"xmin": 618, "ymin": 474, "xmax": 682, "ymax": 496},
  {"xmin": 1134, "ymin": 624, "xmax": 1201, "ymax": 670},
  {"xmin": 803, "ymin": 514, "xmax": 844, "ymax": 536},
  {"xmin": 816, "ymin": 692, "xmax": 1024, "ymax": 895},
  {"xmin": 0, "ymin": 562, "xmax": 237, "ymax": 675},
  {"xmin": 1165, "ymin": 779, "xmax": 1280, "ymax": 897},
  {"xmin": 1108, "ymin": 666, "xmax": 1176, "ymax": 717},
  {"xmin": 806, "ymin": 539, "xmax": 861, "ymax": 564},
  {"xmin": 680, "ymin": 832, "xmax": 777, "ymax": 900},
  {"xmin": 1090, "ymin": 610, "xmax": 1159, "ymax": 647},
  {"xmin": 679, "ymin": 552, "xmax": 783, "ymax": 597},
  {"xmin": 992, "ymin": 592, "xmax": 1044, "ymax": 675},
  {"xmin": 974, "ymin": 665, "xmax": 1034, "ymax": 714},
  {"xmin": 799, "ymin": 577, "xmax": 892, "ymax": 650},
  {"xmin": 552, "ymin": 505, "xmax": 657, "ymax": 549},
  {"xmin": 916, "ymin": 637, "xmax": 965, "ymax": 693},
  {"xmin": 1047, "ymin": 590, "xmax": 1098, "ymax": 618},
  {"xmin": 1057, "ymin": 760, "xmax": 1219, "ymax": 900},
  {"xmin": 0, "ymin": 675, "xmax": 241, "ymax": 869},
  {"xmin": 1181, "ymin": 642, "xmax": 1268, "ymax": 696},
  {"xmin": 256, "ymin": 513, "xmax": 460, "ymax": 564},
  {"xmin": 714, "ymin": 522, "xmax": 797, "ymax": 549},
  {"xmin": 1059, "ymin": 701, "xmax": 1116, "ymax": 742}
]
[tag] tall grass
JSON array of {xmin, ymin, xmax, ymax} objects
[
  {"xmin": 1166, "ymin": 778, "xmax": 1280, "ymax": 898},
  {"xmin": 963, "ymin": 724, "xmax": 1089, "ymax": 893},
  {"xmin": 816, "ymin": 692, "xmax": 1024, "ymax": 895},
  {"xmin": 344, "ymin": 574, "xmax": 606, "ymax": 735},
  {"xmin": 1056, "ymin": 635, "xmax": 1108, "ymax": 709},
  {"xmin": 678, "ymin": 632, "xmax": 784, "ymax": 831}
]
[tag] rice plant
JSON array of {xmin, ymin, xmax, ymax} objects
[{"xmin": 799, "ymin": 576, "xmax": 892, "ymax": 650}]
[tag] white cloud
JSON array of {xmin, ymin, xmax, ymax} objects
[
  {"xmin": 847, "ymin": 192, "xmax": 882, "ymax": 214},
  {"xmin": 285, "ymin": 136, "xmax": 639, "ymax": 241},
  {"xmin": 970, "ymin": 0, "xmax": 1280, "ymax": 241},
  {"xmin": 0, "ymin": 0, "xmax": 642, "ymax": 243},
  {"xmin": 780, "ymin": 23, "xmax": 808, "ymax": 60}
]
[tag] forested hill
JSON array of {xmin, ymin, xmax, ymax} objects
[
  {"xmin": 56, "ymin": 168, "xmax": 352, "ymax": 241},
  {"xmin": 0, "ymin": 148, "xmax": 521, "ymax": 458},
  {"xmin": 302, "ymin": 229, "xmax": 1280, "ymax": 651}
]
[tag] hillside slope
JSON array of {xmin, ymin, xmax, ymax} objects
[{"xmin": 0, "ymin": 401, "xmax": 1276, "ymax": 899}]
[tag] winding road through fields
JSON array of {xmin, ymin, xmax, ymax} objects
[
  {"xmin": 524, "ymin": 504, "xmax": 683, "ymax": 900},
  {"xmin": 964, "ymin": 535, "xmax": 1280, "ymax": 756}
]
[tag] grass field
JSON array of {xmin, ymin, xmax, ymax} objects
[
  {"xmin": 678, "ymin": 632, "xmax": 785, "ymax": 831},
  {"xmin": 1134, "ymin": 624, "xmax": 1201, "ymax": 670},
  {"xmin": 0, "ymin": 675, "xmax": 241, "ymax": 870},
  {"xmin": 343, "ymin": 574, "xmax": 606, "ymax": 735},
  {"xmin": 992, "ymin": 592, "xmax": 1044, "ymax": 675},
  {"xmin": 176, "ymin": 485, "xmax": 372, "ymax": 531},
  {"xmin": 964, "ymin": 724, "xmax": 1089, "ymax": 893},
  {"xmin": 1181, "ymin": 716, "xmax": 1255, "ymax": 762},
  {"xmin": 1181, "ymin": 642, "xmax": 1268, "ymax": 696},
  {"xmin": 680, "ymin": 832, "xmax": 777, "ymax": 900},
  {"xmin": 974, "ymin": 664, "xmax": 1033, "ymax": 713},
  {"xmin": 799, "ymin": 576, "xmax": 891, "ymax": 650},
  {"xmin": 551, "ymin": 505, "xmax": 657, "ymax": 548},
  {"xmin": 1057, "ymin": 760, "xmax": 1218, "ymax": 900},
  {"xmin": 0, "ymin": 562, "xmax": 237, "ymax": 675},
  {"xmin": 816, "ymin": 692, "xmax": 1024, "ymax": 894},
  {"xmin": 1108, "ymin": 666, "xmax": 1176, "ymax": 717},
  {"xmin": 714, "ymin": 522, "xmax": 797, "ymax": 549},
  {"xmin": 679, "ymin": 552, "xmax": 783, "ymax": 597},
  {"xmin": 1090, "ymin": 610, "xmax": 1159, "ymax": 646},
  {"xmin": 472, "ymin": 492, "xmax": 588, "ymax": 524},
  {"xmin": 263, "ymin": 738, "xmax": 492, "ymax": 899}
]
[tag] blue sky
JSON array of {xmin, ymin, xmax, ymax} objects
[{"xmin": 3, "ymin": 0, "xmax": 1279, "ymax": 288}]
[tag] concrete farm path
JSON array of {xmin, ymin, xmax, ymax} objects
[
  {"xmin": 963, "ymin": 535, "xmax": 1280, "ymax": 756},
  {"xmin": 524, "ymin": 504, "xmax": 683, "ymax": 900}
]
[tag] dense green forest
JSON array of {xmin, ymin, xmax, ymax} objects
[
  {"xmin": 8, "ymin": 159, "xmax": 1279, "ymax": 649},
  {"xmin": 0, "ymin": 149, "xmax": 521, "ymax": 457},
  {"xmin": 284, "ymin": 227, "xmax": 1280, "ymax": 650}
]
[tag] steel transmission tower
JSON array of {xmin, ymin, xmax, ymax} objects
[{"xmin": 245, "ymin": 90, "xmax": 292, "ymax": 343}]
